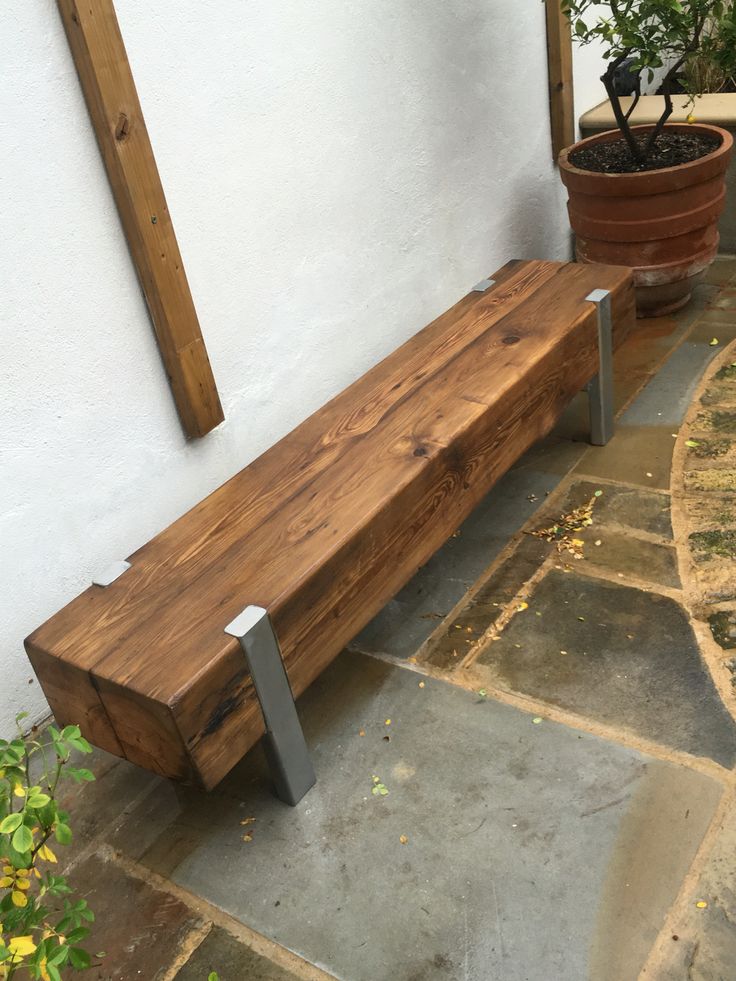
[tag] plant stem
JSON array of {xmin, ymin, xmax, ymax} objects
[{"xmin": 602, "ymin": 55, "xmax": 644, "ymax": 163}]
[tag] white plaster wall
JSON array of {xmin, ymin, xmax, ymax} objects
[
  {"xmin": 573, "ymin": 36, "xmax": 607, "ymax": 125},
  {"xmin": 1, "ymin": 1, "xmax": 602, "ymax": 736}
]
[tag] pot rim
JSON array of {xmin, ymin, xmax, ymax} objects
[{"xmin": 559, "ymin": 122, "xmax": 733, "ymax": 180}]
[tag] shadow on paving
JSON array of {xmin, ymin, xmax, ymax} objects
[
  {"xmin": 475, "ymin": 569, "xmax": 736, "ymax": 767},
  {"xmin": 109, "ymin": 652, "xmax": 722, "ymax": 981}
]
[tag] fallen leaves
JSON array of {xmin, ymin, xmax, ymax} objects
[
  {"xmin": 530, "ymin": 491, "xmax": 603, "ymax": 560},
  {"xmin": 399, "ymin": 835, "xmax": 409, "ymax": 845},
  {"xmin": 709, "ymin": 338, "xmax": 719, "ymax": 347},
  {"xmin": 532, "ymin": 717, "xmax": 543, "ymax": 725}
]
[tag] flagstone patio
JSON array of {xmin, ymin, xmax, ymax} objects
[{"xmin": 46, "ymin": 256, "xmax": 736, "ymax": 981}]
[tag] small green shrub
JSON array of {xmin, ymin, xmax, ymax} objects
[{"xmin": 0, "ymin": 716, "xmax": 96, "ymax": 980}]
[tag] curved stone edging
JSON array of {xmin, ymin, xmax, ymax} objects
[{"xmin": 671, "ymin": 337, "xmax": 736, "ymax": 715}]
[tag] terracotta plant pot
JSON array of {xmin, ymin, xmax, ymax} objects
[{"xmin": 559, "ymin": 123, "xmax": 733, "ymax": 317}]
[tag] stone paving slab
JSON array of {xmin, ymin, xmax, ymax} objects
[
  {"xmin": 112, "ymin": 653, "xmax": 721, "ymax": 981},
  {"xmin": 422, "ymin": 535, "xmax": 552, "ymax": 671},
  {"xmin": 650, "ymin": 800, "xmax": 736, "ymax": 981},
  {"xmin": 175, "ymin": 926, "xmax": 303, "ymax": 981},
  {"xmin": 575, "ymin": 530, "xmax": 681, "ymax": 588},
  {"xmin": 548, "ymin": 479, "xmax": 673, "ymax": 539},
  {"xmin": 351, "ymin": 455, "xmax": 583, "ymax": 660},
  {"xmin": 475, "ymin": 570, "xmax": 736, "ymax": 766},
  {"xmin": 621, "ymin": 339, "xmax": 729, "ymax": 427},
  {"xmin": 67, "ymin": 852, "xmax": 206, "ymax": 980},
  {"xmin": 575, "ymin": 425, "xmax": 675, "ymax": 490}
]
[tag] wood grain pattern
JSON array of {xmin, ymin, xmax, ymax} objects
[
  {"xmin": 57, "ymin": 0, "xmax": 224, "ymax": 438},
  {"xmin": 26, "ymin": 260, "xmax": 636, "ymax": 788},
  {"xmin": 545, "ymin": 0, "xmax": 576, "ymax": 159}
]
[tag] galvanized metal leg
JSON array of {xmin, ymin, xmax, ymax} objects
[
  {"xmin": 225, "ymin": 606, "xmax": 316, "ymax": 806},
  {"xmin": 585, "ymin": 289, "xmax": 614, "ymax": 446}
]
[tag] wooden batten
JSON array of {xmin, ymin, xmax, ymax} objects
[
  {"xmin": 57, "ymin": 0, "xmax": 224, "ymax": 438},
  {"xmin": 545, "ymin": 0, "xmax": 576, "ymax": 159}
]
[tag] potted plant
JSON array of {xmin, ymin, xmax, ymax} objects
[{"xmin": 559, "ymin": 1, "xmax": 736, "ymax": 317}]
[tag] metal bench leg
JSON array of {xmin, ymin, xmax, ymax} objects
[
  {"xmin": 585, "ymin": 289, "xmax": 614, "ymax": 446},
  {"xmin": 225, "ymin": 606, "xmax": 316, "ymax": 806}
]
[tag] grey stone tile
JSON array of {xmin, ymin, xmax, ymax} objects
[
  {"xmin": 351, "ymin": 454, "xmax": 582, "ymax": 660},
  {"xmin": 621, "ymin": 340, "xmax": 727, "ymax": 427},
  {"xmin": 476, "ymin": 570, "xmax": 736, "ymax": 766},
  {"xmin": 546, "ymin": 480, "xmax": 673, "ymax": 538},
  {"xmin": 578, "ymin": 531, "xmax": 681, "ymax": 589},
  {"xmin": 175, "ymin": 927, "xmax": 300, "ymax": 981},
  {"xmin": 423, "ymin": 535, "xmax": 553, "ymax": 671},
  {"xmin": 118, "ymin": 654, "xmax": 721, "ymax": 981}
]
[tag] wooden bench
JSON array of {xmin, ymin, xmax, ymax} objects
[{"xmin": 25, "ymin": 259, "xmax": 635, "ymax": 803}]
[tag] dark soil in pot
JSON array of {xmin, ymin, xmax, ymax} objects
[{"xmin": 570, "ymin": 132, "xmax": 722, "ymax": 174}]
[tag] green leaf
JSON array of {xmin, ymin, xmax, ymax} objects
[
  {"xmin": 27, "ymin": 793, "xmax": 51, "ymax": 809},
  {"xmin": 47, "ymin": 945, "xmax": 69, "ymax": 967},
  {"xmin": 54, "ymin": 823, "xmax": 72, "ymax": 845},
  {"xmin": 66, "ymin": 767, "xmax": 94, "ymax": 784},
  {"xmin": 0, "ymin": 813, "xmax": 23, "ymax": 834},
  {"xmin": 47, "ymin": 963, "xmax": 62, "ymax": 981},
  {"xmin": 69, "ymin": 947, "xmax": 91, "ymax": 969},
  {"xmin": 208, "ymin": 974, "xmax": 220, "ymax": 981},
  {"xmin": 12, "ymin": 823, "xmax": 33, "ymax": 853}
]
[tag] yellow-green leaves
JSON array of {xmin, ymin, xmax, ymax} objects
[{"xmin": 0, "ymin": 719, "xmax": 97, "ymax": 978}]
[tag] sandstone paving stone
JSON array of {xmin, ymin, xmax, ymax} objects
[
  {"xmin": 683, "ymin": 435, "xmax": 736, "ymax": 467},
  {"xmin": 66, "ymin": 852, "xmax": 206, "ymax": 981},
  {"xmin": 110, "ymin": 652, "xmax": 723, "ymax": 981},
  {"xmin": 709, "ymin": 609, "xmax": 736, "ymax": 651},
  {"xmin": 682, "ymin": 495, "xmax": 736, "ymax": 532},
  {"xmin": 476, "ymin": 570, "xmax": 736, "ymax": 766},
  {"xmin": 175, "ymin": 927, "xmax": 302, "ymax": 981},
  {"xmin": 683, "ymin": 467, "xmax": 736, "ymax": 493},
  {"xmin": 689, "ymin": 555, "xmax": 736, "ymax": 606},
  {"xmin": 575, "ymin": 426, "xmax": 676, "ymax": 490},
  {"xmin": 692, "ymin": 407, "xmax": 736, "ymax": 436}
]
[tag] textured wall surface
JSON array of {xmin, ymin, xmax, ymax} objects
[{"xmin": 1, "ymin": 1, "xmax": 601, "ymax": 735}]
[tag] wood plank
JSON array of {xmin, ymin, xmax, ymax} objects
[
  {"xmin": 57, "ymin": 0, "xmax": 224, "ymax": 438},
  {"xmin": 545, "ymin": 0, "xmax": 576, "ymax": 159},
  {"xmin": 26, "ymin": 260, "xmax": 636, "ymax": 787}
]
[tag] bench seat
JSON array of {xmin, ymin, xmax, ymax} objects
[{"xmin": 25, "ymin": 259, "xmax": 635, "ymax": 790}]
